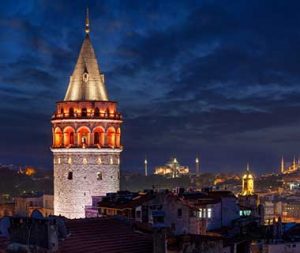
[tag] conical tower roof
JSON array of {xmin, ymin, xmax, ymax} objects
[{"xmin": 64, "ymin": 9, "xmax": 108, "ymax": 101}]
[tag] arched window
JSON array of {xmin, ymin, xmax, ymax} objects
[
  {"xmin": 107, "ymin": 127, "xmax": 116, "ymax": 147},
  {"xmin": 69, "ymin": 108, "xmax": 74, "ymax": 117},
  {"xmin": 81, "ymin": 108, "xmax": 87, "ymax": 117},
  {"xmin": 93, "ymin": 127, "xmax": 105, "ymax": 146},
  {"xmin": 94, "ymin": 108, "xmax": 100, "ymax": 117},
  {"xmin": 54, "ymin": 127, "xmax": 63, "ymax": 147},
  {"xmin": 63, "ymin": 127, "xmax": 75, "ymax": 146},
  {"xmin": 77, "ymin": 127, "xmax": 90, "ymax": 147}
]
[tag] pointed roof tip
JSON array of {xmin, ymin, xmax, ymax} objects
[
  {"xmin": 64, "ymin": 7, "xmax": 109, "ymax": 101},
  {"xmin": 85, "ymin": 7, "xmax": 90, "ymax": 34},
  {"xmin": 246, "ymin": 163, "xmax": 250, "ymax": 171}
]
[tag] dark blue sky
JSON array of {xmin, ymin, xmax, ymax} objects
[{"xmin": 1, "ymin": 0, "xmax": 300, "ymax": 174}]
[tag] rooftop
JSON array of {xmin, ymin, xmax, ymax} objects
[{"xmin": 59, "ymin": 218, "xmax": 153, "ymax": 253}]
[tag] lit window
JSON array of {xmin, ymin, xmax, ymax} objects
[
  {"xmin": 68, "ymin": 157, "xmax": 72, "ymax": 164},
  {"xmin": 199, "ymin": 209, "xmax": 202, "ymax": 218},
  {"xmin": 97, "ymin": 172, "xmax": 102, "ymax": 180},
  {"xmin": 58, "ymin": 158, "xmax": 61, "ymax": 164},
  {"xmin": 110, "ymin": 157, "xmax": 113, "ymax": 164},
  {"xmin": 97, "ymin": 157, "xmax": 102, "ymax": 165},
  {"xmin": 207, "ymin": 208, "xmax": 212, "ymax": 218},
  {"xmin": 83, "ymin": 158, "xmax": 87, "ymax": 164}
]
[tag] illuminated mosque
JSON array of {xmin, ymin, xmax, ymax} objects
[
  {"xmin": 280, "ymin": 156, "xmax": 300, "ymax": 174},
  {"xmin": 154, "ymin": 157, "xmax": 189, "ymax": 178},
  {"xmin": 51, "ymin": 10, "xmax": 122, "ymax": 218}
]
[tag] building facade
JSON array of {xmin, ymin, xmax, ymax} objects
[{"xmin": 51, "ymin": 11, "xmax": 122, "ymax": 218}]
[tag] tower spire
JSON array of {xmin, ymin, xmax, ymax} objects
[
  {"xmin": 293, "ymin": 156, "xmax": 297, "ymax": 171},
  {"xmin": 85, "ymin": 7, "xmax": 90, "ymax": 34},
  {"xmin": 144, "ymin": 156, "xmax": 148, "ymax": 176},
  {"xmin": 195, "ymin": 156, "xmax": 200, "ymax": 176},
  {"xmin": 246, "ymin": 163, "xmax": 250, "ymax": 172},
  {"xmin": 64, "ymin": 8, "xmax": 109, "ymax": 101}
]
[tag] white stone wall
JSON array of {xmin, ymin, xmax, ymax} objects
[{"xmin": 53, "ymin": 150, "xmax": 120, "ymax": 219}]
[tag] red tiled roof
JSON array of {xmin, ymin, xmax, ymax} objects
[{"xmin": 58, "ymin": 218, "xmax": 153, "ymax": 253}]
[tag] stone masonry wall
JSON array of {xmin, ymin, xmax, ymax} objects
[{"xmin": 53, "ymin": 151, "xmax": 120, "ymax": 219}]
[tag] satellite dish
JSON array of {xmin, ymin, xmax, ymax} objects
[
  {"xmin": 31, "ymin": 209, "xmax": 44, "ymax": 219},
  {"xmin": 0, "ymin": 217, "xmax": 10, "ymax": 237}
]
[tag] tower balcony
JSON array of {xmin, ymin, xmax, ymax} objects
[
  {"xmin": 51, "ymin": 143, "xmax": 123, "ymax": 150},
  {"xmin": 52, "ymin": 111, "xmax": 122, "ymax": 120},
  {"xmin": 52, "ymin": 101, "xmax": 122, "ymax": 121}
]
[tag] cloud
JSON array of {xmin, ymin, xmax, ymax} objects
[{"xmin": 1, "ymin": 0, "xmax": 300, "ymax": 172}]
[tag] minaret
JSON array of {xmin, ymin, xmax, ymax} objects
[
  {"xmin": 144, "ymin": 157, "xmax": 148, "ymax": 176},
  {"xmin": 195, "ymin": 156, "xmax": 200, "ymax": 176},
  {"xmin": 280, "ymin": 156, "xmax": 285, "ymax": 174},
  {"xmin": 51, "ymin": 10, "xmax": 123, "ymax": 218},
  {"xmin": 293, "ymin": 156, "xmax": 297, "ymax": 171}
]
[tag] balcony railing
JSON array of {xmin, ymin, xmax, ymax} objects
[
  {"xmin": 51, "ymin": 144, "xmax": 123, "ymax": 149},
  {"xmin": 52, "ymin": 112, "xmax": 122, "ymax": 120}
]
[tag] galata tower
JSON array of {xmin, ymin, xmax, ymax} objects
[{"xmin": 51, "ymin": 10, "xmax": 122, "ymax": 218}]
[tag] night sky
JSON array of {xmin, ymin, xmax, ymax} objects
[{"xmin": 1, "ymin": 0, "xmax": 300, "ymax": 174}]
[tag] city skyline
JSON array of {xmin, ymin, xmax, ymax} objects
[{"xmin": 1, "ymin": 0, "xmax": 300, "ymax": 173}]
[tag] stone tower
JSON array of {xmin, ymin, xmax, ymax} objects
[
  {"xmin": 241, "ymin": 164, "xmax": 254, "ymax": 196},
  {"xmin": 51, "ymin": 10, "xmax": 122, "ymax": 219}
]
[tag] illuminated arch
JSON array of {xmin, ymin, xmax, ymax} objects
[
  {"xmin": 115, "ymin": 128, "xmax": 121, "ymax": 148},
  {"xmin": 63, "ymin": 126, "xmax": 75, "ymax": 146},
  {"xmin": 54, "ymin": 127, "xmax": 63, "ymax": 147},
  {"xmin": 107, "ymin": 126, "xmax": 116, "ymax": 147},
  {"xmin": 77, "ymin": 126, "xmax": 91, "ymax": 147},
  {"xmin": 93, "ymin": 126, "xmax": 105, "ymax": 147}
]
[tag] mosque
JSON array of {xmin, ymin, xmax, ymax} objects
[
  {"xmin": 154, "ymin": 157, "xmax": 189, "ymax": 178},
  {"xmin": 280, "ymin": 156, "xmax": 300, "ymax": 174}
]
